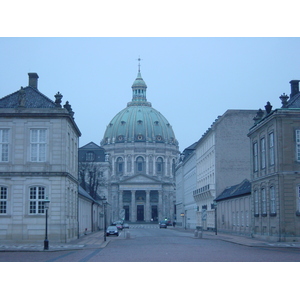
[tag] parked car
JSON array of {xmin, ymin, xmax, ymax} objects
[
  {"xmin": 159, "ymin": 221, "xmax": 167, "ymax": 228},
  {"xmin": 166, "ymin": 220, "xmax": 172, "ymax": 226},
  {"xmin": 112, "ymin": 220, "xmax": 123, "ymax": 230},
  {"xmin": 106, "ymin": 225, "xmax": 119, "ymax": 236},
  {"xmin": 123, "ymin": 223, "xmax": 129, "ymax": 229}
]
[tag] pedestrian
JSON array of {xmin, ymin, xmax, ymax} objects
[{"xmin": 173, "ymin": 221, "xmax": 176, "ymax": 227}]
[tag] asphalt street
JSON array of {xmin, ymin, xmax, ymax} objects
[{"xmin": 1, "ymin": 225, "xmax": 300, "ymax": 262}]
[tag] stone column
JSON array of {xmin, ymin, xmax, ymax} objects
[
  {"xmin": 131, "ymin": 190, "xmax": 136, "ymax": 222},
  {"xmin": 119, "ymin": 190, "xmax": 123, "ymax": 217},
  {"xmin": 145, "ymin": 190, "xmax": 151, "ymax": 221},
  {"xmin": 158, "ymin": 190, "xmax": 163, "ymax": 221},
  {"xmin": 146, "ymin": 155, "xmax": 149, "ymax": 175}
]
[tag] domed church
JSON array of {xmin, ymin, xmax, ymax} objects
[{"xmin": 101, "ymin": 62, "xmax": 179, "ymax": 223}]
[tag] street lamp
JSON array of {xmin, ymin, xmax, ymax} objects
[
  {"xmin": 43, "ymin": 197, "xmax": 50, "ymax": 250},
  {"xmin": 213, "ymin": 200, "xmax": 217, "ymax": 236},
  {"xmin": 101, "ymin": 196, "xmax": 107, "ymax": 242}
]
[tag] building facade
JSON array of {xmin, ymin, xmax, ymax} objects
[
  {"xmin": 175, "ymin": 143, "xmax": 197, "ymax": 228},
  {"xmin": 248, "ymin": 80, "xmax": 300, "ymax": 242},
  {"xmin": 215, "ymin": 179, "xmax": 251, "ymax": 236},
  {"xmin": 101, "ymin": 66, "xmax": 179, "ymax": 223},
  {"xmin": 0, "ymin": 73, "xmax": 81, "ymax": 242},
  {"xmin": 193, "ymin": 110, "xmax": 256, "ymax": 230}
]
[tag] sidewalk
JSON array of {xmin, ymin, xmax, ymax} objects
[
  {"xmin": 192, "ymin": 229, "xmax": 300, "ymax": 249},
  {"xmin": 0, "ymin": 230, "xmax": 109, "ymax": 252}
]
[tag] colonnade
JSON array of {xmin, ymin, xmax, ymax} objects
[{"xmin": 118, "ymin": 189, "xmax": 163, "ymax": 222}]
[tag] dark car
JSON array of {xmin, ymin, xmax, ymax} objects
[
  {"xmin": 159, "ymin": 221, "xmax": 167, "ymax": 228},
  {"xmin": 106, "ymin": 225, "xmax": 119, "ymax": 236}
]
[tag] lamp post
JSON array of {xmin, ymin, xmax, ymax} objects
[
  {"xmin": 101, "ymin": 196, "xmax": 107, "ymax": 242},
  {"xmin": 213, "ymin": 200, "xmax": 217, "ymax": 236},
  {"xmin": 43, "ymin": 197, "xmax": 50, "ymax": 250}
]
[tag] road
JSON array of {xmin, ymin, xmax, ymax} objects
[{"xmin": 1, "ymin": 224, "xmax": 300, "ymax": 262}]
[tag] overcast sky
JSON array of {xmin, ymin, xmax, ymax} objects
[{"xmin": 1, "ymin": 37, "xmax": 300, "ymax": 151}]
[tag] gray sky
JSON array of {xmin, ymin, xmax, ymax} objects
[{"xmin": 1, "ymin": 37, "xmax": 299, "ymax": 151}]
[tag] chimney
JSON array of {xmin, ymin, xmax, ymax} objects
[
  {"xmin": 28, "ymin": 73, "xmax": 39, "ymax": 89},
  {"xmin": 289, "ymin": 80, "xmax": 300, "ymax": 98}
]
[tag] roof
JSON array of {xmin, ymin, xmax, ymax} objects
[
  {"xmin": 78, "ymin": 186, "xmax": 95, "ymax": 201},
  {"xmin": 215, "ymin": 179, "xmax": 251, "ymax": 201},
  {"xmin": 101, "ymin": 70, "xmax": 178, "ymax": 146},
  {"xmin": 79, "ymin": 142, "xmax": 104, "ymax": 150},
  {"xmin": 286, "ymin": 92, "xmax": 300, "ymax": 108},
  {"xmin": 0, "ymin": 86, "xmax": 58, "ymax": 108}
]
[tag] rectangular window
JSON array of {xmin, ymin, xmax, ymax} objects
[
  {"xmin": 241, "ymin": 211, "xmax": 244, "ymax": 226},
  {"xmin": 30, "ymin": 129, "xmax": 47, "ymax": 162},
  {"xmin": 0, "ymin": 129, "xmax": 9, "ymax": 162},
  {"xmin": 297, "ymin": 186, "xmax": 300, "ymax": 212},
  {"xmin": 253, "ymin": 142, "xmax": 258, "ymax": 172},
  {"xmin": 0, "ymin": 186, "xmax": 7, "ymax": 214},
  {"xmin": 261, "ymin": 188, "xmax": 267, "ymax": 216},
  {"xmin": 254, "ymin": 190, "xmax": 259, "ymax": 216},
  {"xmin": 296, "ymin": 130, "xmax": 300, "ymax": 162},
  {"xmin": 138, "ymin": 162, "xmax": 143, "ymax": 172},
  {"xmin": 261, "ymin": 137, "xmax": 266, "ymax": 169},
  {"xmin": 270, "ymin": 186, "xmax": 276, "ymax": 215},
  {"xmin": 269, "ymin": 132, "xmax": 275, "ymax": 165},
  {"xmin": 29, "ymin": 186, "xmax": 46, "ymax": 214},
  {"xmin": 245, "ymin": 210, "xmax": 249, "ymax": 227}
]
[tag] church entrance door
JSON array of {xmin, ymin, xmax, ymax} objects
[{"xmin": 137, "ymin": 205, "xmax": 144, "ymax": 221}]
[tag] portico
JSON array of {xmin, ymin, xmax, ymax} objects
[{"xmin": 118, "ymin": 189, "xmax": 162, "ymax": 222}]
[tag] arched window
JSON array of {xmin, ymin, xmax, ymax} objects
[
  {"xmin": 116, "ymin": 157, "xmax": 124, "ymax": 175},
  {"xmin": 172, "ymin": 159, "xmax": 176, "ymax": 177},
  {"xmin": 135, "ymin": 156, "xmax": 145, "ymax": 173},
  {"xmin": 156, "ymin": 157, "xmax": 163, "ymax": 174}
]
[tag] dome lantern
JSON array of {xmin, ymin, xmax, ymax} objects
[{"xmin": 131, "ymin": 58, "xmax": 148, "ymax": 103}]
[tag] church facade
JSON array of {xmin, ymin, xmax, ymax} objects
[{"xmin": 101, "ymin": 66, "xmax": 179, "ymax": 223}]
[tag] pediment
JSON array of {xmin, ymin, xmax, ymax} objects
[{"xmin": 120, "ymin": 174, "xmax": 161, "ymax": 185}]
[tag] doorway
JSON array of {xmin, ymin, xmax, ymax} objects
[
  {"xmin": 137, "ymin": 205, "xmax": 144, "ymax": 221},
  {"xmin": 151, "ymin": 205, "xmax": 158, "ymax": 221}
]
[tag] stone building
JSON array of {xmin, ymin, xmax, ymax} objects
[
  {"xmin": 215, "ymin": 179, "xmax": 252, "ymax": 236},
  {"xmin": 0, "ymin": 73, "xmax": 81, "ymax": 242},
  {"xmin": 78, "ymin": 142, "xmax": 110, "ymax": 230},
  {"xmin": 78, "ymin": 186, "xmax": 102, "ymax": 236},
  {"xmin": 175, "ymin": 143, "xmax": 197, "ymax": 228},
  {"xmin": 100, "ymin": 66, "xmax": 179, "ymax": 223},
  {"xmin": 248, "ymin": 80, "xmax": 300, "ymax": 242},
  {"xmin": 193, "ymin": 109, "xmax": 256, "ymax": 230}
]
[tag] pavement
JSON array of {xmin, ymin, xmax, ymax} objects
[{"xmin": 0, "ymin": 227, "xmax": 300, "ymax": 252}]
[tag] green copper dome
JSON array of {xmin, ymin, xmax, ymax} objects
[{"xmin": 101, "ymin": 70, "xmax": 177, "ymax": 146}]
